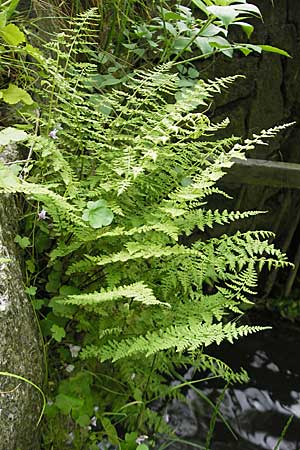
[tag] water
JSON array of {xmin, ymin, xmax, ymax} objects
[
  {"xmin": 165, "ymin": 321, "xmax": 300, "ymax": 450},
  {"xmin": 96, "ymin": 320, "xmax": 300, "ymax": 450}
]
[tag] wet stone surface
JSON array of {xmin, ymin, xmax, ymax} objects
[{"xmin": 162, "ymin": 324, "xmax": 300, "ymax": 450}]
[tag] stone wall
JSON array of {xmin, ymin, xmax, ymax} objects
[
  {"xmin": 0, "ymin": 147, "xmax": 44, "ymax": 450},
  {"xmin": 200, "ymin": 0, "xmax": 300, "ymax": 296}
]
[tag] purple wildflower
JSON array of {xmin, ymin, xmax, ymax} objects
[
  {"xmin": 136, "ymin": 435, "xmax": 149, "ymax": 445},
  {"xmin": 38, "ymin": 209, "xmax": 47, "ymax": 220},
  {"xmin": 49, "ymin": 128, "xmax": 59, "ymax": 139}
]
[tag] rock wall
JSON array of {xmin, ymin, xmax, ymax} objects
[
  {"xmin": 200, "ymin": 0, "xmax": 300, "ymax": 296},
  {"xmin": 0, "ymin": 147, "xmax": 44, "ymax": 450}
]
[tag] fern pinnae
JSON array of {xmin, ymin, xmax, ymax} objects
[
  {"xmin": 82, "ymin": 322, "xmax": 269, "ymax": 363},
  {"xmin": 61, "ymin": 282, "xmax": 169, "ymax": 308},
  {"xmin": 1, "ymin": 23, "xmax": 292, "ymax": 440}
]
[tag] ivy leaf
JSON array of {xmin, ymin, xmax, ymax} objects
[
  {"xmin": 51, "ymin": 324, "xmax": 66, "ymax": 342},
  {"xmin": 0, "ymin": 127, "xmax": 28, "ymax": 146},
  {"xmin": 31, "ymin": 299, "xmax": 46, "ymax": 311},
  {"xmin": 82, "ymin": 200, "xmax": 114, "ymax": 229},
  {"xmin": 26, "ymin": 259, "xmax": 36, "ymax": 274},
  {"xmin": 76, "ymin": 414, "xmax": 90, "ymax": 427},
  {"xmin": 25, "ymin": 286, "xmax": 37, "ymax": 296},
  {"xmin": 55, "ymin": 393, "xmax": 84, "ymax": 414},
  {"xmin": 0, "ymin": 23, "xmax": 25, "ymax": 46},
  {"xmin": 14, "ymin": 234, "xmax": 31, "ymax": 249},
  {"xmin": 1, "ymin": 83, "xmax": 33, "ymax": 105}
]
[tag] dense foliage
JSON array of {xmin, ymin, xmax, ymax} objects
[{"xmin": 0, "ymin": 1, "xmax": 292, "ymax": 449}]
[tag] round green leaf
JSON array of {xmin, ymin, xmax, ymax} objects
[
  {"xmin": 82, "ymin": 200, "xmax": 114, "ymax": 229},
  {"xmin": 0, "ymin": 23, "xmax": 25, "ymax": 46},
  {"xmin": 88, "ymin": 207, "xmax": 114, "ymax": 228},
  {"xmin": 1, "ymin": 83, "xmax": 33, "ymax": 105},
  {"xmin": 76, "ymin": 414, "xmax": 90, "ymax": 427},
  {"xmin": 50, "ymin": 324, "xmax": 66, "ymax": 342}
]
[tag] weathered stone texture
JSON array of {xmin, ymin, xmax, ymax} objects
[
  {"xmin": 200, "ymin": 0, "xmax": 300, "ymax": 295},
  {"xmin": 202, "ymin": 0, "xmax": 299, "ymax": 156},
  {"xmin": 0, "ymin": 149, "xmax": 43, "ymax": 449}
]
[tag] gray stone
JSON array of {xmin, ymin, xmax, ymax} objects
[
  {"xmin": 0, "ymin": 149, "xmax": 44, "ymax": 450},
  {"xmin": 163, "ymin": 399, "xmax": 199, "ymax": 438}
]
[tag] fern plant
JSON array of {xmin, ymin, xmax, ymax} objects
[{"xmin": 0, "ymin": 9, "xmax": 291, "ymax": 447}]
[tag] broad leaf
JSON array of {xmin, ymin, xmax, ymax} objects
[
  {"xmin": 209, "ymin": 36, "xmax": 233, "ymax": 57},
  {"xmin": 55, "ymin": 394, "xmax": 84, "ymax": 414},
  {"xmin": 258, "ymin": 45, "xmax": 291, "ymax": 58},
  {"xmin": 200, "ymin": 23, "xmax": 228, "ymax": 37},
  {"xmin": 51, "ymin": 324, "xmax": 66, "ymax": 342},
  {"xmin": 14, "ymin": 234, "xmax": 31, "ymax": 249},
  {"xmin": 207, "ymin": 5, "xmax": 239, "ymax": 27},
  {"xmin": 0, "ymin": 163, "xmax": 21, "ymax": 189},
  {"xmin": 195, "ymin": 36, "xmax": 214, "ymax": 55},
  {"xmin": 0, "ymin": 23, "xmax": 25, "ymax": 46},
  {"xmin": 235, "ymin": 21, "xmax": 254, "ymax": 39},
  {"xmin": 82, "ymin": 199, "xmax": 114, "ymax": 229},
  {"xmin": 0, "ymin": 127, "xmax": 28, "ymax": 146},
  {"xmin": 1, "ymin": 84, "xmax": 33, "ymax": 105},
  {"xmin": 76, "ymin": 414, "xmax": 90, "ymax": 427},
  {"xmin": 235, "ymin": 3, "xmax": 262, "ymax": 17},
  {"xmin": 163, "ymin": 11, "xmax": 184, "ymax": 21}
]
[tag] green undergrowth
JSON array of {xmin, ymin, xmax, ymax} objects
[{"xmin": 0, "ymin": 1, "xmax": 293, "ymax": 449}]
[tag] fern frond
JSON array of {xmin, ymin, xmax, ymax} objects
[
  {"xmin": 61, "ymin": 282, "xmax": 168, "ymax": 307},
  {"xmin": 66, "ymin": 243, "xmax": 197, "ymax": 274},
  {"xmin": 82, "ymin": 322, "xmax": 269, "ymax": 362},
  {"xmin": 195, "ymin": 354, "xmax": 249, "ymax": 384}
]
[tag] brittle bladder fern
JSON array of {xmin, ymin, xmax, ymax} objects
[{"xmin": 0, "ymin": 10, "xmax": 292, "ymax": 443}]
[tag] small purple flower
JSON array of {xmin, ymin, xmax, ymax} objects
[
  {"xmin": 136, "ymin": 435, "xmax": 149, "ymax": 445},
  {"xmin": 38, "ymin": 209, "xmax": 47, "ymax": 220},
  {"xmin": 49, "ymin": 128, "xmax": 59, "ymax": 139},
  {"xmin": 68, "ymin": 344, "xmax": 81, "ymax": 358},
  {"xmin": 90, "ymin": 416, "xmax": 97, "ymax": 427}
]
